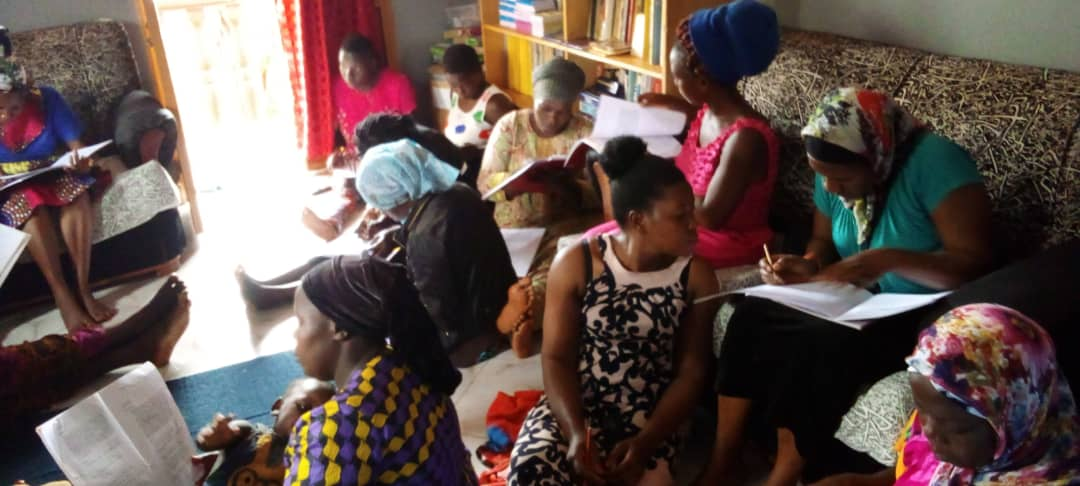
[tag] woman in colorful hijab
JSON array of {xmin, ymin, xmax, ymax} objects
[
  {"xmin": 288, "ymin": 255, "xmax": 476, "ymax": 485},
  {"xmin": 906, "ymin": 304, "xmax": 1080, "ymax": 485},
  {"xmin": 700, "ymin": 88, "xmax": 996, "ymax": 485},
  {"xmin": 0, "ymin": 30, "xmax": 116, "ymax": 330}
]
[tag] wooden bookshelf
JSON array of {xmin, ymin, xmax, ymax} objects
[{"xmin": 478, "ymin": 0, "xmax": 719, "ymax": 106}]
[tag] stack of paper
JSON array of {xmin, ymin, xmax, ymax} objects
[
  {"xmin": 0, "ymin": 223, "xmax": 29, "ymax": 287},
  {"xmin": 0, "ymin": 140, "xmax": 113, "ymax": 191}
]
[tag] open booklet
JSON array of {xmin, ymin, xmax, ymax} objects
[
  {"xmin": 36, "ymin": 362, "xmax": 204, "ymax": 486},
  {"xmin": 482, "ymin": 96, "xmax": 685, "ymax": 200},
  {"xmin": 0, "ymin": 140, "xmax": 113, "ymax": 191},
  {"xmin": 706, "ymin": 281, "xmax": 951, "ymax": 330},
  {"xmin": 0, "ymin": 223, "xmax": 30, "ymax": 287}
]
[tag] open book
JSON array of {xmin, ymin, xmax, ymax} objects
[
  {"xmin": 0, "ymin": 140, "xmax": 113, "ymax": 192},
  {"xmin": 482, "ymin": 96, "xmax": 685, "ymax": 200},
  {"xmin": 715, "ymin": 282, "xmax": 951, "ymax": 330},
  {"xmin": 37, "ymin": 362, "xmax": 203, "ymax": 486},
  {"xmin": 0, "ymin": 223, "xmax": 29, "ymax": 287}
]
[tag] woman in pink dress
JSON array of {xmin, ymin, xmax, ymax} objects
[{"xmin": 586, "ymin": 0, "xmax": 781, "ymax": 271}]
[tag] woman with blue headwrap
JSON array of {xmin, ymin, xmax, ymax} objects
[{"xmin": 354, "ymin": 139, "xmax": 520, "ymax": 365}]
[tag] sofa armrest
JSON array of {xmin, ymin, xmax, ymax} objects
[{"xmin": 113, "ymin": 90, "xmax": 179, "ymax": 178}]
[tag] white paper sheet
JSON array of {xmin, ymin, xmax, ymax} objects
[
  {"xmin": 0, "ymin": 140, "xmax": 113, "ymax": 189},
  {"xmin": 0, "ymin": 224, "xmax": 29, "ymax": 287},
  {"xmin": 585, "ymin": 96, "xmax": 686, "ymax": 158},
  {"xmin": 501, "ymin": 228, "xmax": 547, "ymax": 277},
  {"xmin": 37, "ymin": 363, "xmax": 196, "ymax": 486}
]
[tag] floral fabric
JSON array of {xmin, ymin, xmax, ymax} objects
[{"xmin": 906, "ymin": 304, "xmax": 1080, "ymax": 485}]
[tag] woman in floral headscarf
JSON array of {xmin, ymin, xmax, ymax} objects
[
  {"xmin": 697, "ymin": 87, "xmax": 996, "ymax": 485},
  {"xmin": 813, "ymin": 303, "xmax": 1080, "ymax": 486},
  {"xmin": 0, "ymin": 30, "xmax": 116, "ymax": 330}
]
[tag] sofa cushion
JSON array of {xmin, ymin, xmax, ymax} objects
[
  {"xmin": 742, "ymin": 31, "xmax": 925, "ymax": 250},
  {"xmin": 896, "ymin": 55, "xmax": 1080, "ymax": 257},
  {"xmin": 835, "ymin": 371, "xmax": 914, "ymax": 466},
  {"xmin": 10, "ymin": 21, "xmax": 141, "ymax": 144}
]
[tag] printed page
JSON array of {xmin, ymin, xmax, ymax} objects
[
  {"xmin": 97, "ymin": 362, "xmax": 196, "ymax": 486},
  {"xmin": 0, "ymin": 224, "xmax": 30, "ymax": 287},
  {"xmin": 741, "ymin": 282, "xmax": 873, "ymax": 318},
  {"xmin": 591, "ymin": 95, "xmax": 686, "ymax": 138},
  {"xmin": 836, "ymin": 291, "xmax": 952, "ymax": 322},
  {"xmin": 501, "ymin": 228, "xmax": 547, "ymax": 277},
  {"xmin": 0, "ymin": 140, "xmax": 114, "ymax": 190},
  {"xmin": 37, "ymin": 394, "xmax": 151, "ymax": 486}
]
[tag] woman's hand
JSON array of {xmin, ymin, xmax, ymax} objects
[
  {"xmin": 67, "ymin": 150, "xmax": 93, "ymax": 174},
  {"xmin": 812, "ymin": 249, "xmax": 890, "ymax": 288},
  {"xmin": 760, "ymin": 254, "xmax": 819, "ymax": 285},
  {"xmin": 605, "ymin": 435, "xmax": 653, "ymax": 485},
  {"xmin": 567, "ymin": 431, "xmax": 607, "ymax": 485}
]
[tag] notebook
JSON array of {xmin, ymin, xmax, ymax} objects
[
  {"xmin": 0, "ymin": 140, "xmax": 113, "ymax": 191},
  {"xmin": 0, "ymin": 223, "xmax": 30, "ymax": 287},
  {"xmin": 36, "ymin": 363, "xmax": 211, "ymax": 486}
]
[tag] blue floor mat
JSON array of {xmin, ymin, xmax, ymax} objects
[{"xmin": 0, "ymin": 352, "xmax": 304, "ymax": 484}]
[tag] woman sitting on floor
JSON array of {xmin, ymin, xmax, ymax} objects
[
  {"xmin": 441, "ymin": 43, "xmax": 516, "ymax": 165},
  {"xmin": 0, "ymin": 43, "xmax": 117, "ymax": 330},
  {"xmin": 478, "ymin": 57, "xmax": 602, "ymax": 357},
  {"xmin": 288, "ymin": 255, "xmax": 476, "ymax": 485},
  {"xmin": 0, "ymin": 277, "xmax": 189, "ymax": 427},
  {"xmin": 696, "ymin": 87, "xmax": 995, "ymax": 486},
  {"xmin": 508, "ymin": 137, "xmax": 719, "ymax": 485},
  {"xmin": 814, "ymin": 304, "xmax": 1080, "ymax": 486},
  {"xmin": 587, "ymin": 0, "xmax": 782, "ymax": 271}
]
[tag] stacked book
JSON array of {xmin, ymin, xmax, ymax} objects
[
  {"xmin": 499, "ymin": 0, "xmax": 560, "ymax": 36},
  {"xmin": 588, "ymin": 0, "xmax": 663, "ymax": 61}
]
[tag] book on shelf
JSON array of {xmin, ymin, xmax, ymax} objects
[
  {"xmin": 649, "ymin": 0, "xmax": 662, "ymax": 65},
  {"xmin": 587, "ymin": 39, "xmax": 631, "ymax": 56}
]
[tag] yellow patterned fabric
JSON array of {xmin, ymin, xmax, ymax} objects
[{"xmin": 284, "ymin": 353, "xmax": 477, "ymax": 485}]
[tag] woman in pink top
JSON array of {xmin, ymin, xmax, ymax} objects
[
  {"xmin": 586, "ymin": 0, "xmax": 780, "ymax": 271},
  {"xmin": 332, "ymin": 33, "xmax": 416, "ymax": 157}
]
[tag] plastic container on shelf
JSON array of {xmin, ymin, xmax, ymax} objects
[{"xmin": 446, "ymin": 4, "xmax": 481, "ymax": 28}]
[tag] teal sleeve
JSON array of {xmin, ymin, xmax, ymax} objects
[
  {"xmin": 910, "ymin": 134, "xmax": 984, "ymax": 212},
  {"xmin": 813, "ymin": 173, "xmax": 834, "ymax": 216}
]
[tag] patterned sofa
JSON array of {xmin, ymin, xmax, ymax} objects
[
  {"xmin": 0, "ymin": 20, "xmax": 186, "ymax": 306},
  {"xmin": 729, "ymin": 29, "xmax": 1080, "ymax": 469}
]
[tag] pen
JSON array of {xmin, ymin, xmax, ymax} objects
[{"xmin": 763, "ymin": 243, "xmax": 774, "ymax": 267}]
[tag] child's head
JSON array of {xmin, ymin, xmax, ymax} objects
[
  {"xmin": 599, "ymin": 137, "xmax": 696, "ymax": 257},
  {"xmin": 442, "ymin": 44, "xmax": 486, "ymax": 101},
  {"xmin": 271, "ymin": 378, "xmax": 335, "ymax": 437},
  {"xmin": 339, "ymin": 33, "xmax": 380, "ymax": 91},
  {"xmin": 906, "ymin": 304, "xmax": 1079, "ymax": 480},
  {"xmin": 671, "ymin": 0, "xmax": 779, "ymax": 105}
]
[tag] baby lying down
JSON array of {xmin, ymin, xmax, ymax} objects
[{"xmin": 196, "ymin": 378, "xmax": 336, "ymax": 486}]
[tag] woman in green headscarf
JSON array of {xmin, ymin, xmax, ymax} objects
[{"xmin": 478, "ymin": 58, "xmax": 602, "ymax": 357}]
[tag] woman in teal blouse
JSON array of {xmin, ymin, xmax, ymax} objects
[{"xmin": 696, "ymin": 88, "xmax": 995, "ymax": 486}]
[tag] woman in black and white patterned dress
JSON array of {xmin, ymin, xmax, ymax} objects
[{"xmin": 508, "ymin": 137, "xmax": 720, "ymax": 485}]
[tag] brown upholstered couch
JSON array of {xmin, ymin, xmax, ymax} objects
[
  {"xmin": 0, "ymin": 20, "xmax": 186, "ymax": 307},
  {"xmin": 725, "ymin": 28, "xmax": 1079, "ymax": 469}
]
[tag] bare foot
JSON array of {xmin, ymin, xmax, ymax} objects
[
  {"xmin": 81, "ymin": 291, "xmax": 118, "ymax": 324},
  {"xmin": 152, "ymin": 284, "xmax": 191, "ymax": 367},
  {"xmin": 497, "ymin": 277, "xmax": 534, "ymax": 335},
  {"xmin": 510, "ymin": 315, "xmax": 537, "ymax": 359},
  {"xmin": 301, "ymin": 206, "xmax": 343, "ymax": 242},
  {"xmin": 57, "ymin": 289, "xmax": 95, "ymax": 332}
]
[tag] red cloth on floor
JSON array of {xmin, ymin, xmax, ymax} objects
[{"xmin": 478, "ymin": 390, "xmax": 542, "ymax": 484}]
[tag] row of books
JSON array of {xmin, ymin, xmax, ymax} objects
[
  {"xmin": 499, "ymin": 0, "xmax": 560, "ymax": 32},
  {"xmin": 587, "ymin": 0, "xmax": 663, "ymax": 64},
  {"xmin": 506, "ymin": 38, "xmax": 569, "ymax": 97}
]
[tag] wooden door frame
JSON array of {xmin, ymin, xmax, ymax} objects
[{"xmin": 137, "ymin": 0, "xmax": 204, "ymax": 234}]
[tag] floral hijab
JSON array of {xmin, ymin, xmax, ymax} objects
[
  {"xmin": 801, "ymin": 87, "xmax": 924, "ymax": 245},
  {"xmin": 907, "ymin": 304, "xmax": 1080, "ymax": 485}
]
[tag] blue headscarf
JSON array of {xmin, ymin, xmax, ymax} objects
[
  {"xmin": 686, "ymin": 0, "xmax": 779, "ymax": 84},
  {"xmin": 356, "ymin": 139, "xmax": 460, "ymax": 211}
]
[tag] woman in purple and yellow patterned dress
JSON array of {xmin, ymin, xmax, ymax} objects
[
  {"xmin": 287, "ymin": 255, "xmax": 476, "ymax": 485},
  {"xmin": 0, "ymin": 36, "xmax": 115, "ymax": 330}
]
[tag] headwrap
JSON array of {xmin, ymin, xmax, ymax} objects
[
  {"xmin": 906, "ymin": 304, "xmax": 1080, "ymax": 485},
  {"xmin": 801, "ymin": 87, "xmax": 924, "ymax": 246},
  {"xmin": 532, "ymin": 58, "xmax": 585, "ymax": 103},
  {"xmin": 680, "ymin": 0, "xmax": 779, "ymax": 85},
  {"xmin": 0, "ymin": 28, "xmax": 27, "ymax": 94},
  {"xmin": 301, "ymin": 255, "xmax": 462, "ymax": 395},
  {"xmin": 356, "ymin": 138, "xmax": 460, "ymax": 211}
]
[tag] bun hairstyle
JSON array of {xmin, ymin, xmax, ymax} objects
[
  {"xmin": 354, "ymin": 112, "xmax": 418, "ymax": 155},
  {"xmin": 600, "ymin": 136, "xmax": 688, "ymax": 226}
]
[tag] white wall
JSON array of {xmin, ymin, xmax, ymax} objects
[
  {"xmin": 763, "ymin": 0, "xmax": 1080, "ymax": 73},
  {"xmin": 0, "ymin": 0, "xmax": 153, "ymax": 85}
]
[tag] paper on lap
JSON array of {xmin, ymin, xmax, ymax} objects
[
  {"xmin": 501, "ymin": 228, "xmax": 546, "ymax": 277},
  {"xmin": 0, "ymin": 224, "xmax": 29, "ymax": 288},
  {"xmin": 698, "ymin": 281, "xmax": 951, "ymax": 330},
  {"xmin": 0, "ymin": 140, "xmax": 113, "ymax": 190},
  {"xmin": 37, "ymin": 362, "xmax": 198, "ymax": 486}
]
